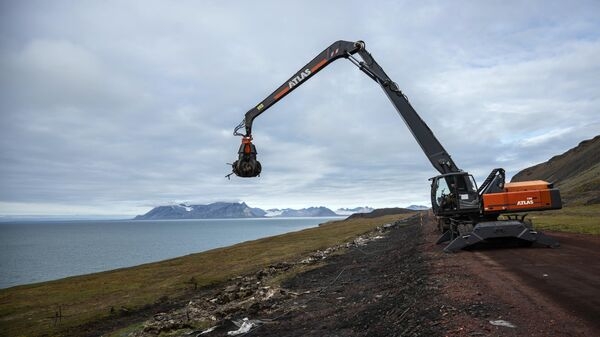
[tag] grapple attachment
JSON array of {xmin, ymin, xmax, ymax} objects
[{"xmin": 231, "ymin": 137, "xmax": 262, "ymax": 177}]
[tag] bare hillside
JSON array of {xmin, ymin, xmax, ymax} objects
[{"xmin": 511, "ymin": 135, "xmax": 600, "ymax": 205}]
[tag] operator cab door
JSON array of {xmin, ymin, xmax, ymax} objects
[{"xmin": 430, "ymin": 173, "xmax": 480, "ymax": 216}]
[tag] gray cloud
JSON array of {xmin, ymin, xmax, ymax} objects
[{"xmin": 1, "ymin": 1, "xmax": 599, "ymax": 215}]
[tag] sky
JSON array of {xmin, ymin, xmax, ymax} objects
[{"xmin": 1, "ymin": 0, "xmax": 599, "ymax": 216}]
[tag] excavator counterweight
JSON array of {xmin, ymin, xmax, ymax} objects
[{"xmin": 229, "ymin": 40, "xmax": 561, "ymax": 252}]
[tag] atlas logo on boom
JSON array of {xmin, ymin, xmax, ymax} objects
[{"xmin": 288, "ymin": 69, "xmax": 311, "ymax": 88}]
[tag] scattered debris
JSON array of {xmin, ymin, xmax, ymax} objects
[
  {"xmin": 227, "ymin": 318, "xmax": 261, "ymax": 335},
  {"xmin": 130, "ymin": 216, "xmax": 415, "ymax": 336},
  {"xmin": 489, "ymin": 319, "xmax": 517, "ymax": 328}
]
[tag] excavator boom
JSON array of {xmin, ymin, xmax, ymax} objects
[{"xmin": 233, "ymin": 40, "xmax": 458, "ymax": 176}]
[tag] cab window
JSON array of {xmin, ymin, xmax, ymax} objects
[{"xmin": 435, "ymin": 178, "xmax": 450, "ymax": 207}]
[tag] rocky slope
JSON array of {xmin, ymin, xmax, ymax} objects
[{"xmin": 511, "ymin": 135, "xmax": 600, "ymax": 205}]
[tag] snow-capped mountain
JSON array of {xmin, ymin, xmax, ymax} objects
[
  {"xmin": 335, "ymin": 206, "xmax": 375, "ymax": 216},
  {"xmin": 134, "ymin": 202, "xmax": 266, "ymax": 220}
]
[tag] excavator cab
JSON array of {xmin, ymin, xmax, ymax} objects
[{"xmin": 430, "ymin": 173, "xmax": 480, "ymax": 216}]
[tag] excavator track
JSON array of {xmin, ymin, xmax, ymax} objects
[{"xmin": 437, "ymin": 220, "xmax": 560, "ymax": 253}]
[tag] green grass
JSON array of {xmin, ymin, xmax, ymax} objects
[
  {"xmin": 0, "ymin": 214, "xmax": 411, "ymax": 337},
  {"xmin": 528, "ymin": 204, "xmax": 600, "ymax": 235}
]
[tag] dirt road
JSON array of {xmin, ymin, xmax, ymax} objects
[
  {"xmin": 480, "ymin": 231, "xmax": 600, "ymax": 329},
  {"xmin": 422, "ymin": 214, "xmax": 600, "ymax": 337},
  {"xmin": 482, "ymin": 231, "xmax": 600, "ymax": 327}
]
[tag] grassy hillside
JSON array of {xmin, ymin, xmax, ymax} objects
[
  {"xmin": 512, "ymin": 135, "xmax": 600, "ymax": 205},
  {"xmin": 528, "ymin": 204, "xmax": 600, "ymax": 235},
  {"xmin": 0, "ymin": 213, "xmax": 412, "ymax": 337}
]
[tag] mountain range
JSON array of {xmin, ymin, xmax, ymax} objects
[
  {"xmin": 134, "ymin": 203, "xmax": 342, "ymax": 220},
  {"xmin": 134, "ymin": 203, "xmax": 429, "ymax": 220}
]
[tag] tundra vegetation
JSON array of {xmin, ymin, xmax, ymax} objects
[{"xmin": 529, "ymin": 204, "xmax": 600, "ymax": 235}]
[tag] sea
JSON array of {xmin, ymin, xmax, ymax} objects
[{"xmin": 0, "ymin": 217, "xmax": 343, "ymax": 289}]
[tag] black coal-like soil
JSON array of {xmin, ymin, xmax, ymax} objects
[{"xmin": 238, "ymin": 215, "xmax": 444, "ymax": 337}]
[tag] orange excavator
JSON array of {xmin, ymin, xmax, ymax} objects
[{"xmin": 229, "ymin": 40, "xmax": 561, "ymax": 252}]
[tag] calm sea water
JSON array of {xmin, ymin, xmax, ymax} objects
[{"xmin": 0, "ymin": 217, "xmax": 342, "ymax": 289}]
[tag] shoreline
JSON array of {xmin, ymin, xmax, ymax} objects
[
  {"xmin": 0, "ymin": 217, "xmax": 345, "ymax": 290},
  {"xmin": 0, "ymin": 213, "xmax": 413, "ymax": 337}
]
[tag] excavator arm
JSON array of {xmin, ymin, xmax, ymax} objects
[
  {"xmin": 234, "ymin": 40, "xmax": 360, "ymax": 138},
  {"xmin": 230, "ymin": 40, "xmax": 459, "ymax": 177}
]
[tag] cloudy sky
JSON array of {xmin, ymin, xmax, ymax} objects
[{"xmin": 1, "ymin": 1, "xmax": 599, "ymax": 216}]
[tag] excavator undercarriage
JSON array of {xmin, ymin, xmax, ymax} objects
[{"xmin": 436, "ymin": 216, "xmax": 560, "ymax": 253}]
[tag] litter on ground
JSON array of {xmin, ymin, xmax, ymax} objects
[{"xmin": 489, "ymin": 319, "xmax": 517, "ymax": 328}]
